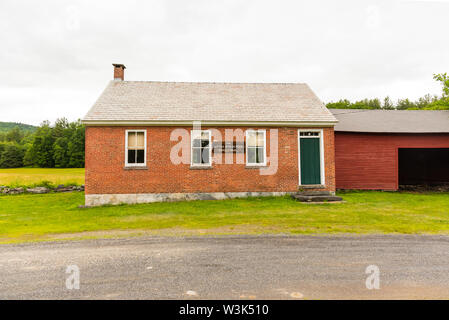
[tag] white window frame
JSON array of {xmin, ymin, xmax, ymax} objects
[
  {"xmin": 125, "ymin": 129, "xmax": 147, "ymax": 167},
  {"xmin": 190, "ymin": 129, "xmax": 212, "ymax": 167},
  {"xmin": 298, "ymin": 129, "xmax": 325, "ymax": 186},
  {"xmin": 245, "ymin": 129, "xmax": 267, "ymax": 166}
]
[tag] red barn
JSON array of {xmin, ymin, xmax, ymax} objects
[{"xmin": 330, "ymin": 109, "xmax": 449, "ymax": 190}]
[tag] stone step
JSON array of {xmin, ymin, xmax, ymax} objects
[
  {"xmin": 296, "ymin": 191, "xmax": 333, "ymax": 196},
  {"xmin": 292, "ymin": 194, "xmax": 343, "ymax": 202}
]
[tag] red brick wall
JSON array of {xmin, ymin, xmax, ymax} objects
[
  {"xmin": 335, "ymin": 132, "xmax": 449, "ymax": 190},
  {"xmin": 85, "ymin": 126, "xmax": 335, "ymax": 195}
]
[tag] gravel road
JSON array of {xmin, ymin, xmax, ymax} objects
[{"xmin": 1, "ymin": 235, "xmax": 448, "ymax": 299}]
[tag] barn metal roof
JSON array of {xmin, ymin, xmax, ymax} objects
[{"xmin": 330, "ymin": 109, "xmax": 449, "ymax": 133}]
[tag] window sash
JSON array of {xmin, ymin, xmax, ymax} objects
[
  {"xmin": 247, "ymin": 146, "xmax": 265, "ymax": 164},
  {"xmin": 246, "ymin": 130, "xmax": 266, "ymax": 165},
  {"xmin": 128, "ymin": 132, "xmax": 145, "ymax": 149},
  {"xmin": 192, "ymin": 147, "xmax": 210, "ymax": 164},
  {"xmin": 247, "ymin": 131, "xmax": 265, "ymax": 147},
  {"xmin": 191, "ymin": 130, "xmax": 211, "ymax": 166},
  {"xmin": 126, "ymin": 130, "xmax": 146, "ymax": 166}
]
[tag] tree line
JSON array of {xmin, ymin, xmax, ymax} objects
[
  {"xmin": 1, "ymin": 73, "xmax": 447, "ymax": 168},
  {"xmin": 0, "ymin": 119, "xmax": 84, "ymax": 168},
  {"xmin": 326, "ymin": 73, "xmax": 449, "ymax": 110}
]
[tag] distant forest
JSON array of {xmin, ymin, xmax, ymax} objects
[
  {"xmin": 326, "ymin": 73, "xmax": 449, "ymax": 110},
  {"xmin": 0, "ymin": 122, "xmax": 36, "ymax": 133},
  {"xmin": 0, "ymin": 119, "xmax": 84, "ymax": 168}
]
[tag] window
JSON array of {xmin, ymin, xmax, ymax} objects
[
  {"xmin": 126, "ymin": 130, "xmax": 146, "ymax": 166},
  {"xmin": 246, "ymin": 130, "xmax": 266, "ymax": 166},
  {"xmin": 300, "ymin": 131, "xmax": 320, "ymax": 137},
  {"xmin": 191, "ymin": 130, "xmax": 211, "ymax": 166}
]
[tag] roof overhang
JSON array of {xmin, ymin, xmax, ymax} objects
[
  {"xmin": 82, "ymin": 120, "xmax": 338, "ymax": 127},
  {"xmin": 335, "ymin": 130, "xmax": 449, "ymax": 134}
]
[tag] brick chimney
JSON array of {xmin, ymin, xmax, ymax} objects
[{"xmin": 112, "ymin": 64, "xmax": 126, "ymax": 81}]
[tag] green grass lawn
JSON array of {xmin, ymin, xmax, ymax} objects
[
  {"xmin": 0, "ymin": 168, "xmax": 85, "ymax": 187},
  {"xmin": 0, "ymin": 191, "xmax": 448, "ymax": 243}
]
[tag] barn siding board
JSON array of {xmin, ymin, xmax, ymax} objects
[{"xmin": 334, "ymin": 132, "xmax": 449, "ymax": 190}]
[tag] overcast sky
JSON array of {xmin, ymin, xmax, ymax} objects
[{"xmin": 1, "ymin": 0, "xmax": 448, "ymax": 125}]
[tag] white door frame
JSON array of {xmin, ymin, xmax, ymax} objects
[{"xmin": 298, "ymin": 129, "xmax": 325, "ymax": 186}]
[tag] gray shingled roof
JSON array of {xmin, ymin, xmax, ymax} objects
[
  {"xmin": 83, "ymin": 81, "xmax": 337, "ymax": 124},
  {"xmin": 330, "ymin": 109, "xmax": 449, "ymax": 133}
]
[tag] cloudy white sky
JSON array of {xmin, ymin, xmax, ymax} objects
[{"xmin": 1, "ymin": 0, "xmax": 448, "ymax": 125}]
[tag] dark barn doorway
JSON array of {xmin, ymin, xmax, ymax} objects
[{"xmin": 398, "ymin": 148, "xmax": 449, "ymax": 186}]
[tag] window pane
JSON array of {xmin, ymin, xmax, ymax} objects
[
  {"xmin": 247, "ymin": 148, "xmax": 256, "ymax": 164},
  {"xmin": 192, "ymin": 148, "xmax": 202, "ymax": 164},
  {"xmin": 128, "ymin": 150, "xmax": 136, "ymax": 163},
  {"xmin": 191, "ymin": 131, "xmax": 199, "ymax": 139},
  {"xmin": 201, "ymin": 139, "xmax": 209, "ymax": 148},
  {"xmin": 136, "ymin": 132, "xmax": 145, "ymax": 148},
  {"xmin": 256, "ymin": 147, "xmax": 265, "ymax": 163},
  {"xmin": 247, "ymin": 131, "xmax": 265, "ymax": 147},
  {"xmin": 247, "ymin": 132, "xmax": 257, "ymax": 147},
  {"xmin": 300, "ymin": 132, "xmax": 319, "ymax": 137},
  {"xmin": 201, "ymin": 131, "xmax": 209, "ymax": 140},
  {"xmin": 256, "ymin": 132, "xmax": 265, "ymax": 146},
  {"xmin": 136, "ymin": 150, "xmax": 145, "ymax": 163},
  {"xmin": 202, "ymin": 147, "xmax": 210, "ymax": 164},
  {"xmin": 191, "ymin": 131, "xmax": 211, "ymax": 165},
  {"xmin": 128, "ymin": 132, "xmax": 137, "ymax": 148},
  {"xmin": 193, "ymin": 139, "xmax": 201, "ymax": 148}
]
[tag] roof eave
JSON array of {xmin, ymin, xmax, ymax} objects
[
  {"xmin": 335, "ymin": 130, "xmax": 449, "ymax": 134},
  {"xmin": 82, "ymin": 119, "xmax": 338, "ymax": 127}
]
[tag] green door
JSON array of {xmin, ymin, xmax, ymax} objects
[{"xmin": 300, "ymin": 138, "xmax": 321, "ymax": 185}]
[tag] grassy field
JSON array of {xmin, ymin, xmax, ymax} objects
[
  {"xmin": 0, "ymin": 191, "xmax": 449, "ymax": 243},
  {"xmin": 0, "ymin": 168, "xmax": 84, "ymax": 187}
]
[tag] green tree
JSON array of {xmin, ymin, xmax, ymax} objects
[
  {"xmin": 414, "ymin": 94, "xmax": 432, "ymax": 109},
  {"xmin": 27, "ymin": 123, "xmax": 55, "ymax": 167},
  {"xmin": 326, "ymin": 73, "xmax": 449, "ymax": 110},
  {"xmin": 5, "ymin": 127, "xmax": 24, "ymax": 143},
  {"xmin": 396, "ymin": 98, "xmax": 414, "ymax": 110},
  {"xmin": 366, "ymin": 98, "xmax": 381, "ymax": 109},
  {"xmin": 53, "ymin": 118, "xmax": 70, "ymax": 139},
  {"xmin": 326, "ymin": 99, "xmax": 352, "ymax": 109},
  {"xmin": 0, "ymin": 144, "xmax": 25, "ymax": 168},
  {"xmin": 51, "ymin": 118, "xmax": 73, "ymax": 167},
  {"xmin": 433, "ymin": 73, "xmax": 449, "ymax": 97},
  {"xmin": 67, "ymin": 121, "xmax": 85, "ymax": 168},
  {"xmin": 23, "ymin": 146, "xmax": 35, "ymax": 167},
  {"xmin": 53, "ymin": 137, "xmax": 70, "ymax": 168},
  {"xmin": 0, "ymin": 142, "xmax": 7, "ymax": 155},
  {"xmin": 382, "ymin": 96, "xmax": 394, "ymax": 110}
]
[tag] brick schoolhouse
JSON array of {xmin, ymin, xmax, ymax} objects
[{"xmin": 82, "ymin": 64, "xmax": 338, "ymax": 206}]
